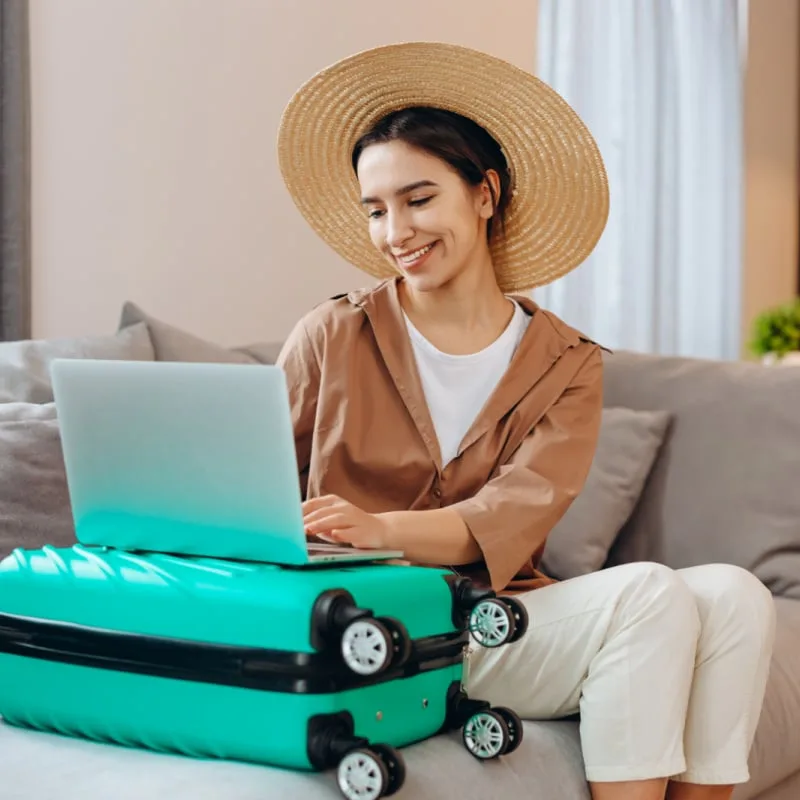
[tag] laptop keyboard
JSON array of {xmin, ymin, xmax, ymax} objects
[{"xmin": 307, "ymin": 542, "xmax": 361, "ymax": 555}]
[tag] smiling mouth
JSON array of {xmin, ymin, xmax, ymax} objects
[{"xmin": 395, "ymin": 242, "xmax": 437, "ymax": 267}]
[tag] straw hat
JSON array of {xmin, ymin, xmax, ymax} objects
[{"xmin": 277, "ymin": 42, "xmax": 609, "ymax": 292}]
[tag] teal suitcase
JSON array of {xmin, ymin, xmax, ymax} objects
[{"xmin": 0, "ymin": 545, "xmax": 528, "ymax": 800}]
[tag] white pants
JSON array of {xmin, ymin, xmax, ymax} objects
[{"xmin": 465, "ymin": 562, "xmax": 776, "ymax": 784}]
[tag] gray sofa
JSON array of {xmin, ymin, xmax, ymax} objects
[{"xmin": 0, "ymin": 303, "xmax": 799, "ymax": 799}]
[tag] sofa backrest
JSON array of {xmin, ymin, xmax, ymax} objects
[{"xmin": 602, "ymin": 349, "xmax": 800, "ymax": 598}]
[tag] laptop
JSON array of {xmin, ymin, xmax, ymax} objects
[{"xmin": 49, "ymin": 359, "xmax": 403, "ymax": 566}]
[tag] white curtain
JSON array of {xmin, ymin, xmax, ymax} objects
[{"xmin": 534, "ymin": 0, "xmax": 744, "ymax": 360}]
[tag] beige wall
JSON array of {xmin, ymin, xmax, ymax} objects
[
  {"xmin": 29, "ymin": 0, "xmax": 539, "ymax": 344},
  {"xmin": 743, "ymin": 0, "xmax": 799, "ymax": 354},
  {"xmin": 30, "ymin": 1, "xmax": 800, "ymax": 352}
]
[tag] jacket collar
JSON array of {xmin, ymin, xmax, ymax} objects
[{"xmin": 349, "ymin": 278, "xmax": 585, "ymax": 471}]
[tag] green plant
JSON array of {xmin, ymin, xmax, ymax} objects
[{"xmin": 750, "ymin": 298, "xmax": 800, "ymax": 358}]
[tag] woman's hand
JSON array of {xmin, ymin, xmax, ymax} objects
[
  {"xmin": 302, "ymin": 495, "xmax": 391, "ymax": 549},
  {"xmin": 302, "ymin": 496, "xmax": 481, "ymax": 566}
]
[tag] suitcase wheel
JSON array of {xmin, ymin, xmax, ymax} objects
[
  {"xmin": 468, "ymin": 598, "xmax": 522, "ymax": 648},
  {"xmin": 379, "ymin": 616, "xmax": 413, "ymax": 668},
  {"xmin": 448, "ymin": 579, "xmax": 529, "ymax": 645},
  {"xmin": 312, "ymin": 591, "xmax": 413, "ymax": 673},
  {"xmin": 367, "ymin": 744, "xmax": 406, "ymax": 797},
  {"xmin": 492, "ymin": 706, "xmax": 524, "ymax": 754},
  {"xmin": 461, "ymin": 709, "xmax": 516, "ymax": 760},
  {"xmin": 340, "ymin": 618, "xmax": 394, "ymax": 676},
  {"xmin": 503, "ymin": 596, "xmax": 529, "ymax": 643},
  {"xmin": 336, "ymin": 744, "xmax": 405, "ymax": 800}
]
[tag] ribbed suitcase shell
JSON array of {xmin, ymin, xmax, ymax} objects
[{"xmin": 0, "ymin": 545, "xmax": 467, "ymax": 770}]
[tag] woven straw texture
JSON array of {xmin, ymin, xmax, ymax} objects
[{"xmin": 278, "ymin": 42, "xmax": 609, "ymax": 292}]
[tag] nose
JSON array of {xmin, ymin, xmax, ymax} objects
[{"xmin": 386, "ymin": 209, "xmax": 414, "ymax": 250}]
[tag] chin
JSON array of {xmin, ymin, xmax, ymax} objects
[
  {"xmin": 400, "ymin": 261, "xmax": 461, "ymax": 293},
  {"xmin": 401, "ymin": 271, "xmax": 450, "ymax": 293}
]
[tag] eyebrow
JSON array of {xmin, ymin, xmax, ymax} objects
[{"xmin": 360, "ymin": 180, "xmax": 439, "ymax": 206}]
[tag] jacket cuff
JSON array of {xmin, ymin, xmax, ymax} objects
[{"xmin": 452, "ymin": 497, "xmax": 526, "ymax": 593}]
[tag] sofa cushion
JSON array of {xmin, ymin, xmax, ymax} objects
[
  {"xmin": 751, "ymin": 772, "xmax": 800, "ymax": 800},
  {"xmin": 0, "ymin": 403, "xmax": 75, "ymax": 558},
  {"xmin": 734, "ymin": 598, "xmax": 800, "ymax": 798},
  {"xmin": 0, "ymin": 323, "xmax": 154, "ymax": 404},
  {"xmin": 119, "ymin": 302, "xmax": 282, "ymax": 365},
  {"xmin": 0, "ymin": 717, "xmax": 589, "ymax": 800},
  {"xmin": 603, "ymin": 350, "xmax": 800, "ymax": 599},
  {"xmin": 541, "ymin": 407, "xmax": 671, "ymax": 580},
  {"xmin": 239, "ymin": 341, "xmax": 284, "ymax": 365}
]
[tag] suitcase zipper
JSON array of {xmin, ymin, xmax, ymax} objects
[{"xmin": 0, "ymin": 612, "xmax": 466, "ymax": 695}]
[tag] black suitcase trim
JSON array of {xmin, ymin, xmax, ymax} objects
[{"xmin": 0, "ymin": 612, "xmax": 466, "ymax": 694}]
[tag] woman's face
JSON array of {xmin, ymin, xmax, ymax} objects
[{"xmin": 356, "ymin": 140, "xmax": 496, "ymax": 292}]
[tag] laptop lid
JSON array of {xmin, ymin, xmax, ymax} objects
[{"xmin": 50, "ymin": 359, "xmax": 316, "ymax": 564}]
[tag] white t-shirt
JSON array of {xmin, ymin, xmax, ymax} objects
[{"xmin": 403, "ymin": 300, "xmax": 531, "ymax": 468}]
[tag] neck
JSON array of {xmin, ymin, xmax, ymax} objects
[
  {"xmin": 399, "ymin": 260, "xmax": 510, "ymax": 329},
  {"xmin": 397, "ymin": 257, "xmax": 516, "ymax": 355}
]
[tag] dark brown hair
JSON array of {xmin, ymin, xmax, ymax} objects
[{"xmin": 351, "ymin": 106, "xmax": 511, "ymax": 241}]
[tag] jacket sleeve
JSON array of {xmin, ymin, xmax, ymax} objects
[
  {"xmin": 276, "ymin": 318, "xmax": 321, "ymax": 500},
  {"xmin": 449, "ymin": 346, "xmax": 604, "ymax": 592}
]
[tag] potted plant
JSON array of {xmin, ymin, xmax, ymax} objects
[{"xmin": 750, "ymin": 298, "xmax": 800, "ymax": 366}]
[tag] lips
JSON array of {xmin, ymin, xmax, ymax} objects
[{"xmin": 394, "ymin": 241, "xmax": 437, "ymax": 268}]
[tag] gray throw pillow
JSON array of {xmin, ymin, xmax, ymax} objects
[
  {"xmin": 0, "ymin": 403, "xmax": 76, "ymax": 559},
  {"xmin": 0, "ymin": 322, "xmax": 155, "ymax": 404},
  {"xmin": 239, "ymin": 341, "xmax": 284, "ymax": 365},
  {"xmin": 540, "ymin": 406, "xmax": 672, "ymax": 581},
  {"xmin": 119, "ymin": 302, "xmax": 282, "ymax": 365}
]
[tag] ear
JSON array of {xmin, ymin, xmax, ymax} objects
[{"xmin": 477, "ymin": 169, "xmax": 501, "ymax": 220}]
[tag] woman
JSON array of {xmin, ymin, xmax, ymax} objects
[{"xmin": 276, "ymin": 43, "xmax": 775, "ymax": 800}]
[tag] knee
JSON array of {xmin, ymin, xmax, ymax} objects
[
  {"xmin": 623, "ymin": 561, "xmax": 701, "ymax": 639},
  {"xmin": 690, "ymin": 564, "xmax": 776, "ymax": 640}
]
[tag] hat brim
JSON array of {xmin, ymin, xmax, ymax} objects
[{"xmin": 277, "ymin": 41, "xmax": 609, "ymax": 293}]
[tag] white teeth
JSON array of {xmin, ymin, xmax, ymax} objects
[{"xmin": 398, "ymin": 243, "xmax": 434, "ymax": 264}]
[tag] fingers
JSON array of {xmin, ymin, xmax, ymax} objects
[
  {"xmin": 305, "ymin": 520, "xmax": 368, "ymax": 548},
  {"xmin": 305, "ymin": 511, "xmax": 350, "ymax": 536},
  {"xmin": 301, "ymin": 494, "xmax": 343, "ymax": 514},
  {"xmin": 303, "ymin": 506, "xmax": 349, "ymax": 526},
  {"xmin": 325, "ymin": 529, "xmax": 365, "ymax": 547},
  {"xmin": 303, "ymin": 496, "xmax": 358, "ymax": 535},
  {"xmin": 310, "ymin": 531, "xmax": 340, "ymax": 543},
  {"xmin": 308, "ymin": 527, "xmax": 353, "ymax": 545}
]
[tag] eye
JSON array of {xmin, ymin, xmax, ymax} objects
[
  {"xmin": 409, "ymin": 196, "xmax": 432, "ymax": 207},
  {"xmin": 367, "ymin": 208, "xmax": 385, "ymax": 220}
]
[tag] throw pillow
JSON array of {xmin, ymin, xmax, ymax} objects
[
  {"xmin": 119, "ymin": 302, "xmax": 283, "ymax": 364},
  {"xmin": 540, "ymin": 406, "xmax": 672, "ymax": 581},
  {"xmin": 0, "ymin": 322, "xmax": 155, "ymax": 404},
  {"xmin": 0, "ymin": 403, "xmax": 76, "ymax": 559}
]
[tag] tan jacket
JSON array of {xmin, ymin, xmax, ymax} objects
[{"xmin": 277, "ymin": 278, "xmax": 604, "ymax": 594}]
